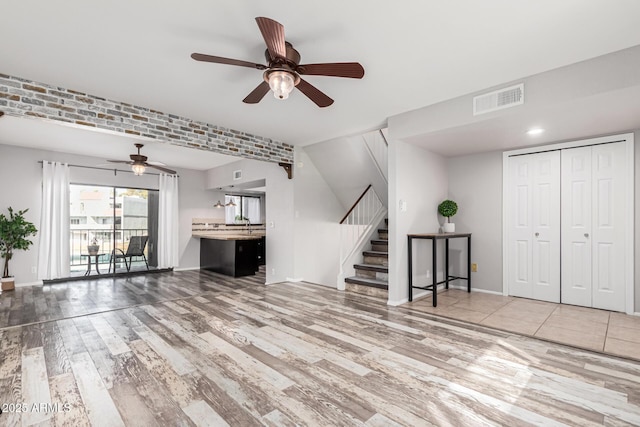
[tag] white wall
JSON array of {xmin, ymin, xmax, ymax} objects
[
  {"xmin": 292, "ymin": 148, "xmax": 343, "ymax": 286},
  {"xmin": 447, "ymin": 150, "xmax": 503, "ymax": 293},
  {"xmin": 175, "ymin": 169, "xmax": 226, "ymax": 271},
  {"xmin": 205, "ymin": 157, "xmax": 294, "ymax": 284},
  {"xmin": 303, "ymin": 133, "xmax": 388, "ymax": 210},
  {"xmin": 0, "ymin": 143, "xmax": 222, "ymax": 284},
  {"xmin": 387, "ymin": 138, "xmax": 448, "ymax": 305}
]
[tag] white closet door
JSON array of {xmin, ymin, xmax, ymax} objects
[
  {"xmin": 508, "ymin": 156, "xmax": 533, "ymax": 299},
  {"xmin": 531, "ymin": 151, "xmax": 561, "ymax": 303},
  {"xmin": 561, "ymin": 146, "xmax": 593, "ymax": 306},
  {"xmin": 561, "ymin": 142, "xmax": 627, "ymax": 312},
  {"xmin": 591, "ymin": 143, "xmax": 627, "ymax": 311},
  {"xmin": 508, "ymin": 151, "xmax": 560, "ymax": 302}
]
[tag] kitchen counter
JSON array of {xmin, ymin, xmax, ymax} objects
[
  {"xmin": 192, "ymin": 233, "xmax": 265, "ymax": 241},
  {"xmin": 196, "ymin": 233, "xmax": 266, "ymax": 277}
]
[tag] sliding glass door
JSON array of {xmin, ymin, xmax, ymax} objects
[{"xmin": 69, "ymin": 184, "xmax": 158, "ymax": 277}]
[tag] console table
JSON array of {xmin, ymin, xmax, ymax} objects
[{"xmin": 408, "ymin": 233, "xmax": 471, "ymax": 306}]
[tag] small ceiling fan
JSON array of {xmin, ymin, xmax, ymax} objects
[
  {"xmin": 107, "ymin": 144, "xmax": 176, "ymax": 175},
  {"xmin": 191, "ymin": 17, "xmax": 365, "ymax": 107}
]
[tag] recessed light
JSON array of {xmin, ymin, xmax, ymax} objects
[{"xmin": 527, "ymin": 128, "xmax": 544, "ymax": 136}]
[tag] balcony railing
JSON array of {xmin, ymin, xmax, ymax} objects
[{"xmin": 70, "ymin": 228, "xmax": 150, "ymax": 273}]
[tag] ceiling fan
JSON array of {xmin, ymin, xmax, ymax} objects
[
  {"xmin": 107, "ymin": 143, "xmax": 176, "ymax": 175},
  {"xmin": 191, "ymin": 17, "xmax": 365, "ymax": 107}
]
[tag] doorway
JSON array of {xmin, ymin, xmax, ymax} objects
[{"xmin": 69, "ymin": 184, "xmax": 159, "ymax": 277}]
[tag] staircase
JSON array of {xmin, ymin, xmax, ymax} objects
[{"xmin": 345, "ymin": 219, "xmax": 388, "ymax": 297}]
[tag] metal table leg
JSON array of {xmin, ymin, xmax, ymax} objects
[
  {"xmin": 408, "ymin": 236, "xmax": 413, "ymax": 301},
  {"xmin": 432, "ymin": 237, "xmax": 437, "ymax": 307}
]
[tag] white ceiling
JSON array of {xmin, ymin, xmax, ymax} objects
[
  {"xmin": 2, "ymin": 1, "xmax": 640, "ymax": 158},
  {"xmin": 0, "ymin": 115, "xmax": 238, "ymax": 170}
]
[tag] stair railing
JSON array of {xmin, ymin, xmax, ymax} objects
[
  {"xmin": 362, "ymin": 129, "xmax": 388, "ymax": 183},
  {"xmin": 338, "ymin": 185, "xmax": 386, "ymax": 290}
]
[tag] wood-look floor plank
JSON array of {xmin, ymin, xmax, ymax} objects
[
  {"xmin": 182, "ymin": 400, "xmax": 230, "ymax": 427},
  {"xmin": 108, "ymin": 339, "xmax": 194, "ymax": 426},
  {"xmin": 69, "ymin": 352, "xmax": 125, "ymax": 427},
  {"xmin": 48, "ymin": 372, "xmax": 91, "ymax": 426},
  {"xmin": 89, "ymin": 315, "xmax": 131, "ymax": 356},
  {"xmin": 41, "ymin": 321, "xmax": 72, "ymax": 378},
  {"xmin": 21, "ymin": 347, "xmax": 53, "ymax": 426},
  {"xmin": 109, "ymin": 381, "xmax": 160, "ymax": 427},
  {"xmin": 130, "ymin": 320, "xmax": 196, "ymax": 376}
]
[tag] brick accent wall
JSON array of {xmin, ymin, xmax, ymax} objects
[{"xmin": 0, "ymin": 73, "xmax": 294, "ymax": 164}]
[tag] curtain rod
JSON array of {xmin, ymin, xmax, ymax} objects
[{"xmin": 37, "ymin": 161, "xmax": 179, "ymax": 177}]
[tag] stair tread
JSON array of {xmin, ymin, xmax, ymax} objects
[
  {"xmin": 363, "ymin": 250, "xmax": 388, "ymax": 257},
  {"xmin": 371, "ymin": 239, "xmax": 388, "ymax": 244},
  {"xmin": 345, "ymin": 276, "xmax": 388, "ymax": 289},
  {"xmin": 354, "ymin": 263, "xmax": 388, "ymax": 272}
]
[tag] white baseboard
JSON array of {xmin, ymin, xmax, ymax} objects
[
  {"xmin": 387, "ymin": 298, "xmax": 407, "ymax": 306},
  {"xmin": 285, "ymin": 277, "xmax": 304, "ymax": 283},
  {"xmin": 448, "ymin": 284, "xmax": 503, "ymax": 295},
  {"xmin": 173, "ymin": 267, "xmax": 200, "ymax": 272},
  {"xmin": 16, "ymin": 281, "xmax": 43, "ymax": 288}
]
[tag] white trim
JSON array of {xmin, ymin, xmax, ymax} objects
[
  {"xmin": 625, "ymin": 135, "xmax": 635, "ymax": 315},
  {"xmin": 502, "ymin": 152, "xmax": 509, "ymax": 297},
  {"xmin": 387, "ymin": 298, "xmax": 408, "ymax": 306},
  {"xmin": 448, "ymin": 284, "xmax": 503, "ymax": 295},
  {"xmin": 16, "ymin": 281, "xmax": 43, "ymax": 288},
  {"xmin": 285, "ymin": 277, "xmax": 304, "ymax": 282},
  {"xmin": 502, "ymin": 132, "xmax": 634, "ymax": 313},
  {"xmin": 173, "ymin": 267, "xmax": 200, "ymax": 272}
]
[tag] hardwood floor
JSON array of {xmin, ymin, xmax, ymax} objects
[{"xmin": 1, "ymin": 270, "xmax": 640, "ymax": 425}]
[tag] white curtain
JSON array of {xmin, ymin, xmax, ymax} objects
[
  {"xmin": 38, "ymin": 161, "xmax": 70, "ymax": 280},
  {"xmin": 245, "ymin": 197, "xmax": 261, "ymax": 223},
  {"xmin": 158, "ymin": 173, "xmax": 179, "ymax": 268}
]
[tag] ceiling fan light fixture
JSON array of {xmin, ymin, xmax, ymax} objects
[
  {"xmin": 268, "ymin": 70, "xmax": 296, "ymax": 100},
  {"xmin": 132, "ymin": 163, "xmax": 146, "ymax": 176}
]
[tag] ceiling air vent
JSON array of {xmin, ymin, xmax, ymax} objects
[{"xmin": 473, "ymin": 83, "xmax": 524, "ymax": 116}]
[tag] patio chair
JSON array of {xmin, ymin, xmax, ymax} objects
[{"xmin": 109, "ymin": 235, "xmax": 149, "ymax": 272}]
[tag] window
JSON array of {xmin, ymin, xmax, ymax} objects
[
  {"xmin": 69, "ymin": 184, "xmax": 159, "ymax": 275},
  {"xmin": 225, "ymin": 195, "xmax": 262, "ymax": 224}
]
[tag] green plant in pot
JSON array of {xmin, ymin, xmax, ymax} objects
[
  {"xmin": 438, "ymin": 199, "xmax": 458, "ymax": 233},
  {"xmin": 0, "ymin": 207, "xmax": 38, "ymax": 291}
]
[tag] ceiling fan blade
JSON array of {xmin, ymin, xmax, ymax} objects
[
  {"xmin": 145, "ymin": 163, "xmax": 177, "ymax": 175},
  {"xmin": 297, "ymin": 62, "xmax": 365, "ymax": 79},
  {"xmin": 191, "ymin": 53, "xmax": 266, "ymax": 70},
  {"xmin": 242, "ymin": 81, "xmax": 270, "ymax": 104},
  {"xmin": 296, "ymin": 78, "xmax": 334, "ymax": 108},
  {"xmin": 107, "ymin": 160, "xmax": 134, "ymax": 165},
  {"xmin": 255, "ymin": 17, "xmax": 286, "ymax": 61}
]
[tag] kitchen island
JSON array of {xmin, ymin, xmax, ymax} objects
[{"xmin": 194, "ymin": 233, "xmax": 265, "ymax": 277}]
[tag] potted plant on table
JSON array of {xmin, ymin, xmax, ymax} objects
[
  {"xmin": 438, "ymin": 199, "xmax": 458, "ymax": 233},
  {"xmin": 87, "ymin": 236, "xmax": 100, "ymax": 255},
  {"xmin": 0, "ymin": 207, "xmax": 38, "ymax": 292}
]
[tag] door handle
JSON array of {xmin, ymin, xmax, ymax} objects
[
  {"xmin": 584, "ymin": 233, "xmax": 589, "ymax": 238},
  {"xmin": 535, "ymin": 232, "xmax": 539, "ymax": 237}
]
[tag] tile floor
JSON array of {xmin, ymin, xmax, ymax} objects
[{"xmin": 408, "ymin": 288, "xmax": 640, "ymax": 361}]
